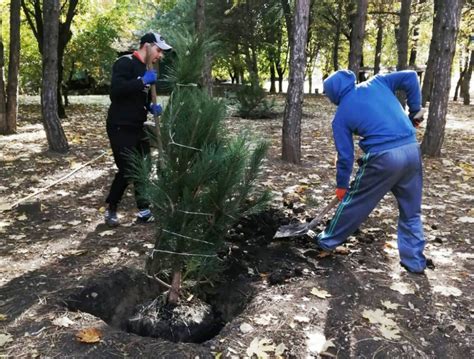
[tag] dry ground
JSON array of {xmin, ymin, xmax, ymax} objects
[{"xmin": 0, "ymin": 95, "xmax": 472, "ymax": 358}]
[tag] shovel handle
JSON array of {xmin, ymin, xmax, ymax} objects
[
  {"xmin": 145, "ymin": 44, "xmax": 164, "ymax": 157},
  {"xmin": 307, "ymin": 196, "xmax": 339, "ymax": 229}
]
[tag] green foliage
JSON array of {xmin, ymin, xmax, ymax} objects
[
  {"xmin": 236, "ymin": 81, "xmax": 275, "ymax": 119},
  {"xmin": 131, "ymin": 30, "xmax": 270, "ymax": 287}
]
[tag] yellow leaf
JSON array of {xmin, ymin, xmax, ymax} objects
[
  {"xmin": 0, "ymin": 313, "xmax": 7, "ymax": 321},
  {"xmin": 98, "ymin": 206, "xmax": 106, "ymax": 214},
  {"xmin": 76, "ymin": 327, "xmax": 102, "ymax": 344}
]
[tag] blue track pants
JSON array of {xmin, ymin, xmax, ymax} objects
[{"xmin": 317, "ymin": 143, "xmax": 427, "ymax": 273}]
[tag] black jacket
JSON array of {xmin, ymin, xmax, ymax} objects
[{"xmin": 107, "ymin": 53, "xmax": 150, "ymax": 127}]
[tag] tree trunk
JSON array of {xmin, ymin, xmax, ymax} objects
[
  {"xmin": 5, "ymin": 0, "xmax": 21, "ymax": 134},
  {"xmin": 0, "ymin": 16, "xmax": 7, "ymax": 135},
  {"xmin": 461, "ymin": 50, "xmax": 473, "ymax": 105},
  {"xmin": 332, "ymin": 2, "xmax": 343, "ymax": 71},
  {"xmin": 453, "ymin": 53, "xmax": 467, "ymax": 101},
  {"xmin": 374, "ymin": 17, "xmax": 384, "ymax": 75},
  {"xmin": 409, "ymin": 0, "xmax": 427, "ymax": 67},
  {"xmin": 421, "ymin": 0, "xmax": 441, "ymax": 105},
  {"xmin": 42, "ymin": 0, "xmax": 69, "ymax": 153},
  {"xmin": 348, "ymin": 0, "xmax": 368, "ymax": 80},
  {"xmin": 397, "ymin": 0, "xmax": 411, "ymax": 71},
  {"xmin": 195, "ymin": 0, "xmax": 213, "ymax": 95},
  {"xmin": 270, "ymin": 61, "xmax": 276, "ymax": 93},
  {"xmin": 282, "ymin": 0, "xmax": 310, "ymax": 164},
  {"xmin": 167, "ymin": 270, "xmax": 182, "ymax": 306},
  {"xmin": 421, "ymin": 0, "xmax": 464, "ymax": 157}
]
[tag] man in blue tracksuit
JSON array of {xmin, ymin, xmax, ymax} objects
[{"xmin": 317, "ymin": 69, "xmax": 427, "ymax": 273}]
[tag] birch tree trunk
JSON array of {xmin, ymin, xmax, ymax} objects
[
  {"xmin": 282, "ymin": 0, "xmax": 310, "ymax": 164},
  {"xmin": 421, "ymin": 0, "xmax": 465, "ymax": 157},
  {"xmin": 348, "ymin": 0, "xmax": 368, "ymax": 80},
  {"xmin": 42, "ymin": 0, "xmax": 69, "ymax": 153}
]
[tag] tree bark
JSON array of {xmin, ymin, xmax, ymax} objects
[
  {"xmin": 195, "ymin": 0, "xmax": 213, "ymax": 95},
  {"xmin": 282, "ymin": 0, "xmax": 310, "ymax": 164},
  {"xmin": 22, "ymin": 0, "xmax": 78, "ymax": 119},
  {"xmin": 5, "ymin": 0, "xmax": 21, "ymax": 134},
  {"xmin": 269, "ymin": 61, "xmax": 276, "ymax": 93},
  {"xmin": 397, "ymin": 0, "xmax": 411, "ymax": 70},
  {"xmin": 453, "ymin": 53, "xmax": 467, "ymax": 101},
  {"xmin": 374, "ymin": 17, "xmax": 384, "ymax": 75},
  {"xmin": 461, "ymin": 50, "xmax": 473, "ymax": 105},
  {"xmin": 348, "ymin": 0, "xmax": 368, "ymax": 80},
  {"xmin": 42, "ymin": 0, "xmax": 69, "ymax": 153},
  {"xmin": 421, "ymin": 0, "xmax": 441, "ymax": 105},
  {"xmin": 421, "ymin": 0, "xmax": 464, "ymax": 157},
  {"xmin": 332, "ymin": 2, "xmax": 343, "ymax": 71},
  {"xmin": 0, "ymin": 16, "xmax": 7, "ymax": 135}
]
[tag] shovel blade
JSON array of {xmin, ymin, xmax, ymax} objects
[{"xmin": 273, "ymin": 222, "xmax": 310, "ymax": 239}]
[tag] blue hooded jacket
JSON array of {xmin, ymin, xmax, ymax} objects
[{"xmin": 323, "ymin": 70, "xmax": 421, "ymax": 189}]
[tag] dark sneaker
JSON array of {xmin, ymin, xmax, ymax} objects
[
  {"xmin": 104, "ymin": 209, "xmax": 119, "ymax": 227},
  {"xmin": 136, "ymin": 209, "xmax": 154, "ymax": 224}
]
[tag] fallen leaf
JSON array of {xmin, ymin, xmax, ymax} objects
[
  {"xmin": 48, "ymin": 224, "xmax": 64, "ymax": 230},
  {"xmin": 17, "ymin": 214, "xmax": 28, "ymax": 221},
  {"xmin": 457, "ymin": 216, "xmax": 474, "ymax": 223},
  {"xmin": 0, "ymin": 203, "xmax": 11, "ymax": 212},
  {"xmin": 293, "ymin": 315, "xmax": 310, "ymax": 323},
  {"xmin": 362, "ymin": 309, "xmax": 397, "ymax": 327},
  {"xmin": 76, "ymin": 327, "xmax": 102, "ymax": 344},
  {"xmin": 307, "ymin": 332, "xmax": 334, "ymax": 354},
  {"xmin": 390, "ymin": 282, "xmax": 415, "ymax": 295},
  {"xmin": 254, "ymin": 313, "xmax": 276, "ymax": 326},
  {"xmin": 433, "ymin": 285, "xmax": 462, "ymax": 297},
  {"xmin": 246, "ymin": 337, "xmax": 275, "ymax": 359},
  {"xmin": 335, "ymin": 246, "xmax": 350, "ymax": 254},
  {"xmin": 52, "ymin": 316, "xmax": 75, "ymax": 328},
  {"xmin": 99, "ymin": 230, "xmax": 115, "ymax": 237},
  {"xmin": 240, "ymin": 323, "xmax": 253, "ymax": 333},
  {"xmin": 67, "ymin": 220, "xmax": 82, "ymax": 226},
  {"xmin": 310, "ymin": 287, "xmax": 332, "ymax": 299},
  {"xmin": 275, "ymin": 342, "xmax": 287, "ymax": 355},
  {"xmin": 98, "ymin": 206, "xmax": 106, "ymax": 213},
  {"xmin": 379, "ymin": 324, "xmax": 401, "ymax": 340},
  {"xmin": 381, "ymin": 300, "xmax": 400, "ymax": 310},
  {"xmin": 0, "ymin": 313, "xmax": 7, "ymax": 321},
  {"xmin": 0, "ymin": 333, "xmax": 13, "ymax": 347}
]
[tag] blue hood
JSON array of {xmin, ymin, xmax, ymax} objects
[{"xmin": 323, "ymin": 70, "xmax": 356, "ymax": 105}]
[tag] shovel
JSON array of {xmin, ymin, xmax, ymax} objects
[{"xmin": 274, "ymin": 196, "xmax": 340, "ymax": 239}]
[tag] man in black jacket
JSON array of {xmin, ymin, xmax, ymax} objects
[{"xmin": 104, "ymin": 32, "xmax": 172, "ymax": 226}]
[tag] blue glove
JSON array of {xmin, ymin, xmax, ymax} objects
[
  {"xmin": 150, "ymin": 103, "xmax": 162, "ymax": 116},
  {"xmin": 142, "ymin": 70, "xmax": 157, "ymax": 85}
]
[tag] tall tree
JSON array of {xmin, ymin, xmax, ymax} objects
[
  {"xmin": 5, "ymin": 0, "xmax": 21, "ymax": 134},
  {"xmin": 348, "ymin": 0, "xmax": 368, "ymax": 80},
  {"xmin": 195, "ymin": 0, "xmax": 213, "ymax": 94},
  {"xmin": 396, "ymin": 0, "xmax": 411, "ymax": 70},
  {"xmin": 22, "ymin": 0, "xmax": 79, "ymax": 118},
  {"xmin": 41, "ymin": 0, "xmax": 69, "ymax": 153},
  {"xmin": 282, "ymin": 0, "xmax": 310, "ymax": 163},
  {"xmin": 460, "ymin": 50, "xmax": 473, "ymax": 105},
  {"xmin": 0, "ymin": 15, "xmax": 6, "ymax": 135},
  {"xmin": 420, "ymin": 0, "xmax": 440, "ymax": 105},
  {"xmin": 421, "ymin": 0, "xmax": 465, "ymax": 157}
]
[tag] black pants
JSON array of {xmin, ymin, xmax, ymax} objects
[{"xmin": 105, "ymin": 124, "xmax": 150, "ymax": 210}]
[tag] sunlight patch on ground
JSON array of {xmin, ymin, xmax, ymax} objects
[{"xmin": 445, "ymin": 114, "xmax": 474, "ymax": 132}]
